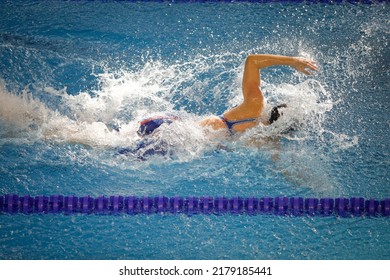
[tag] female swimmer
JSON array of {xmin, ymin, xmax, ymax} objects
[
  {"xmin": 138, "ymin": 54, "xmax": 318, "ymax": 136},
  {"xmin": 126, "ymin": 54, "xmax": 318, "ymax": 159}
]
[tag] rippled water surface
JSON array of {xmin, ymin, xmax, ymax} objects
[{"xmin": 0, "ymin": 1, "xmax": 389, "ymax": 259}]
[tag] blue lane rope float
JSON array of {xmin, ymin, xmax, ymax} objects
[
  {"xmin": 119, "ymin": 0, "xmax": 386, "ymax": 4},
  {"xmin": 0, "ymin": 195, "xmax": 389, "ymax": 217}
]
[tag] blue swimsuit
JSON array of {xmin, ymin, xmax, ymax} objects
[{"xmin": 218, "ymin": 115, "xmax": 257, "ymax": 132}]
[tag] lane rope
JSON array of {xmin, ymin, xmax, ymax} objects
[{"xmin": 1, "ymin": 194, "xmax": 389, "ymax": 216}]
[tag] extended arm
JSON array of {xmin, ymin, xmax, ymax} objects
[
  {"xmin": 242, "ymin": 54, "xmax": 318, "ymax": 102},
  {"xmin": 200, "ymin": 54, "xmax": 318, "ymax": 132}
]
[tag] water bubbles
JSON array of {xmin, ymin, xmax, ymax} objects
[
  {"xmin": 0, "ymin": 50, "xmax": 353, "ymax": 162},
  {"xmin": 0, "ymin": 47, "xmax": 361, "ymax": 194}
]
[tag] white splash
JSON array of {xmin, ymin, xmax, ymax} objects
[{"xmin": 0, "ymin": 54, "xmax": 356, "ymax": 166}]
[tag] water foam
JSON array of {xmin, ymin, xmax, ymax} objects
[
  {"xmin": 0, "ymin": 80, "xmax": 50, "ymax": 140},
  {"xmin": 0, "ymin": 53, "xmax": 356, "ymax": 166}
]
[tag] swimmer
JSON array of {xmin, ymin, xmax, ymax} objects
[
  {"xmin": 138, "ymin": 54, "xmax": 318, "ymax": 136},
  {"xmin": 200, "ymin": 54, "xmax": 318, "ymax": 133},
  {"xmin": 122, "ymin": 54, "xmax": 318, "ymax": 159}
]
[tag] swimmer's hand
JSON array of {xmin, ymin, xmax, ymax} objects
[{"xmin": 292, "ymin": 57, "xmax": 318, "ymax": 75}]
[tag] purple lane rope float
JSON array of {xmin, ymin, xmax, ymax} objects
[{"xmin": 1, "ymin": 195, "xmax": 389, "ymax": 217}]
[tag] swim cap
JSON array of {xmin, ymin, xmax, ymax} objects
[{"xmin": 137, "ymin": 116, "xmax": 178, "ymax": 136}]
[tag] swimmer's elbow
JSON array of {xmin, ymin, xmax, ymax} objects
[
  {"xmin": 245, "ymin": 55, "xmax": 258, "ymax": 67},
  {"xmin": 246, "ymin": 54, "xmax": 268, "ymax": 67}
]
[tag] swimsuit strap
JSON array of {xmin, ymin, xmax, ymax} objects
[{"xmin": 218, "ymin": 115, "xmax": 257, "ymax": 131}]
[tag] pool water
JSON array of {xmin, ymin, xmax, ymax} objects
[{"xmin": 0, "ymin": 0, "xmax": 389, "ymax": 259}]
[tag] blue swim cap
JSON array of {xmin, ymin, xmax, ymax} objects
[{"xmin": 137, "ymin": 116, "xmax": 178, "ymax": 136}]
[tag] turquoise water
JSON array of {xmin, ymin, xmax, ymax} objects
[{"xmin": 0, "ymin": 1, "xmax": 389, "ymax": 259}]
